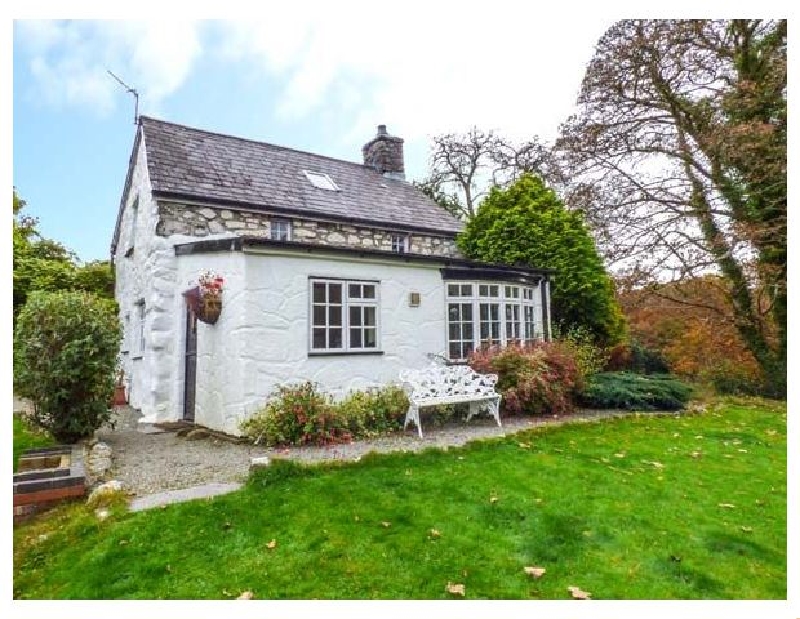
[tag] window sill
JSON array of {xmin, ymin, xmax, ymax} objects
[
  {"xmin": 132, "ymin": 355, "xmax": 143, "ymax": 360},
  {"xmin": 308, "ymin": 350, "xmax": 384, "ymax": 357}
]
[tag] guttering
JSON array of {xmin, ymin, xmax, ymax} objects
[{"xmin": 173, "ymin": 236, "xmax": 555, "ymax": 280}]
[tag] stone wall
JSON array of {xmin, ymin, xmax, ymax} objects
[{"xmin": 157, "ymin": 202, "xmax": 461, "ymax": 258}]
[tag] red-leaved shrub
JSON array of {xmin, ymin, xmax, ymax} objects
[{"xmin": 468, "ymin": 342, "xmax": 581, "ymax": 416}]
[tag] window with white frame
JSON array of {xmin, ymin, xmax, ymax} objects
[
  {"xmin": 391, "ymin": 234, "xmax": 408, "ymax": 254},
  {"xmin": 270, "ymin": 219, "xmax": 292, "ymax": 241},
  {"xmin": 446, "ymin": 282, "xmax": 541, "ymax": 361},
  {"xmin": 310, "ymin": 279, "xmax": 379, "ymax": 352},
  {"xmin": 134, "ymin": 301, "xmax": 145, "ymax": 357}
]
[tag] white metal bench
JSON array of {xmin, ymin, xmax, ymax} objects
[{"xmin": 398, "ymin": 365, "xmax": 502, "ymax": 438}]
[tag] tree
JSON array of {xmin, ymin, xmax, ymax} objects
[
  {"xmin": 457, "ymin": 174, "xmax": 625, "ymax": 345},
  {"xmin": 422, "ymin": 128, "xmax": 557, "ymax": 220},
  {"xmin": 13, "ymin": 190, "xmax": 116, "ymax": 316},
  {"xmin": 557, "ymin": 19, "xmax": 786, "ymax": 396},
  {"xmin": 13, "ymin": 189, "xmax": 77, "ymax": 317},
  {"xmin": 74, "ymin": 260, "xmax": 115, "ymax": 300}
]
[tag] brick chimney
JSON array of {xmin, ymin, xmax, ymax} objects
[{"xmin": 362, "ymin": 124, "xmax": 405, "ymax": 181}]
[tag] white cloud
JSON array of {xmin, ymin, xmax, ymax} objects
[
  {"xmin": 15, "ymin": 20, "xmax": 203, "ymax": 116},
  {"xmin": 211, "ymin": 9, "xmax": 613, "ymax": 151},
  {"xmin": 15, "ymin": 13, "xmax": 613, "ymax": 165}
]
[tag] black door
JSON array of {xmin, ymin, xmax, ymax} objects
[{"xmin": 183, "ymin": 306, "xmax": 197, "ymax": 422}]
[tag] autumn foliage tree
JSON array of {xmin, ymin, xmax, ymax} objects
[
  {"xmin": 619, "ymin": 275, "xmax": 767, "ymax": 394},
  {"xmin": 557, "ymin": 20, "xmax": 786, "ymax": 397}
]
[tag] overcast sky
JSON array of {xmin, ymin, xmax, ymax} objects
[{"xmin": 11, "ymin": 12, "xmax": 615, "ymax": 261}]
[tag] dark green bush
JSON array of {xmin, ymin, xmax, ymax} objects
[
  {"xmin": 577, "ymin": 371, "xmax": 692, "ymax": 411},
  {"xmin": 240, "ymin": 383, "xmax": 410, "ymax": 446},
  {"xmin": 605, "ymin": 340, "xmax": 671, "ymax": 375},
  {"xmin": 13, "ymin": 291, "xmax": 121, "ymax": 443}
]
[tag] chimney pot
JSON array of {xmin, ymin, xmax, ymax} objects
[{"xmin": 377, "ymin": 124, "xmax": 387, "ymax": 136}]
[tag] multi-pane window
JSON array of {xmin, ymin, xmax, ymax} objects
[
  {"xmin": 310, "ymin": 279, "xmax": 379, "ymax": 352},
  {"xmin": 270, "ymin": 219, "xmax": 292, "ymax": 241},
  {"xmin": 445, "ymin": 282, "xmax": 542, "ymax": 361},
  {"xmin": 391, "ymin": 234, "xmax": 408, "ymax": 254}
]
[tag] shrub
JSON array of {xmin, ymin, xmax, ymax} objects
[
  {"xmin": 577, "ymin": 372, "xmax": 692, "ymax": 411},
  {"xmin": 556, "ymin": 325, "xmax": 609, "ymax": 382},
  {"xmin": 14, "ymin": 291, "xmax": 121, "ymax": 443},
  {"xmin": 240, "ymin": 383, "xmax": 411, "ymax": 446},
  {"xmin": 604, "ymin": 340, "xmax": 671, "ymax": 375},
  {"xmin": 336, "ymin": 385, "xmax": 409, "ymax": 437},
  {"xmin": 701, "ymin": 360, "xmax": 767, "ymax": 396},
  {"xmin": 240, "ymin": 382, "xmax": 350, "ymax": 447},
  {"xmin": 468, "ymin": 341, "xmax": 581, "ymax": 416}
]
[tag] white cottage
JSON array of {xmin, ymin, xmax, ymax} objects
[{"xmin": 111, "ymin": 117, "xmax": 553, "ymax": 435}]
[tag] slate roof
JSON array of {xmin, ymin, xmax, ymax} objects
[{"xmin": 139, "ymin": 116, "xmax": 464, "ymax": 236}]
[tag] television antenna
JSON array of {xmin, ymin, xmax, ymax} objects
[{"xmin": 107, "ymin": 70, "xmax": 139, "ymax": 124}]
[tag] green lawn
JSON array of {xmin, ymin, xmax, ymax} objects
[
  {"xmin": 13, "ymin": 415, "xmax": 55, "ymax": 472},
  {"xmin": 13, "ymin": 397, "xmax": 786, "ymax": 599}
]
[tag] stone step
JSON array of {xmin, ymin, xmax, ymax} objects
[{"xmin": 129, "ymin": 482, "xmax": 242, "ymax": 512}]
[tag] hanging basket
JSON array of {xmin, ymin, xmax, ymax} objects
[
  {"xmin": 197, "ymin": 294, "xmax": 222, "ymax": 325},
  {"xmin": 183, "ymin": 286, "xmax": 223, "ymax": 325}
]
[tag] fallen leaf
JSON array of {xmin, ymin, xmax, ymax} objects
[
  {"xmin": 489, "ymin": 496, "xmax": 499, "ymax": 504},
  {"xmin": 690, "ymin": 451, "xmax": 702, "ymax": 458},
  {"xmin": 429, "ymin": 529, "xmax": 441, "ymax": 538},
  {"xmin": 354, "ymin": 515, "xmax": 360, "ymax": 521},
  {"xmin": 237, "ymin": 591, "xmax": 254, "ymax": 600},
  {"xmin": 266, "ymin": 539, "xmax": 277, "ymax": 549},
  {"xmin": 518, "ymin": 442, "xmax": 530, "ymax": 448},
  {"xmin": 718, "ymin": 503, "xmax": 735, "ymax": 509},
  {"xmin": 381, "ymin": 521, "xmax": 392, "ymax": 528},
  {"xmin": 446, "ymin": 582, "xmax": 465, "ymax": 596},
  {"xmin": 614, "ymin": 453, "xmax": 625, "ymax": 458},
  {"xmin": 724, "ymin": 455, "xmax": 734, "ymax": 459},
  {"xmin": 741, "ymin": 526, "xmax": 753, "ymax": 533},
  {"xmin": 524, "ymin": 566, "xmax": 546, "ymax": 578},
  {"xmin": 651, "ymin": 461, "xmax": 664, "ymax": 469},
  {"xmin": 119, "ymin": 539, "xmax": 128, "ymax": 545},
  {"xmin": 738, "ymin": 449, "xmax": 748, "ymax": 453},
  {"xmin": 568, "ymin": 586, "xmax": 591, "ymax": 599},
  {"xmin": 222, "ymin": 589, "xmax": 233, "ymax": 598},
  {"xmin": 600, "ymin": 457, "xmax": 610, "ymax": 463}
]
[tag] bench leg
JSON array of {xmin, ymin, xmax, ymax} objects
[
  {"xmin": 466, "ymin": 401, "xmax": 481, "ymax": 422},
  {"xmin": 404, "ymin": 405, "xmax": 423, "ymax": 438},
  {"xmin": 491, "ymin": 396, "xmax": 502, "ymax": 427}
]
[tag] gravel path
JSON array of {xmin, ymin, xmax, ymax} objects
[{"xmin": 97, "ymin": 406, "xmax": 659, "ymax": 497}]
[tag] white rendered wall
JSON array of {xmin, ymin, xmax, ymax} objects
[
  {"xmin": 181, "ymin": 249, "xmax": 448, "ymax": 435},
  {"xmin": 114, "ymin": 130, "xmax": 241, "ymax": 423}
]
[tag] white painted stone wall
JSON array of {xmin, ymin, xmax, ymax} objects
[
  {"xmin": 174, "ymin": 250, "xmax": 249, "ymax": 433},
  {"xmin": 178, "ymin": 248, "xmax": 448, "ymax": 435},
  {"xmin": 115, "ymin": 129, "xmax": 240, "ymax": 423}
]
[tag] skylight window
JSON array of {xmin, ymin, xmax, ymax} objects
[{"xmin": 303, "ymin": 170, "xmax": 340, "ymax": 191}]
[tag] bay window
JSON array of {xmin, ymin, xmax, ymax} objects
[{"xmin": 446, "ymin": 281, "xmax": 542, "ymax": 361}]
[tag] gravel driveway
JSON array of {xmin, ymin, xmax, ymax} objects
[{"xmin": 97, "ymin": 406, "xmax": 648, "ymax": 497}]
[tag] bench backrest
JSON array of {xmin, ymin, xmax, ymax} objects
[{"xmin": 399, "ymin": 364, "xmax": 499, "ymax": 402}]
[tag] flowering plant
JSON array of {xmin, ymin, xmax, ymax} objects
[{"xmin": 198, "ymin": 270, "xmax": 224, "ymax": 296}]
